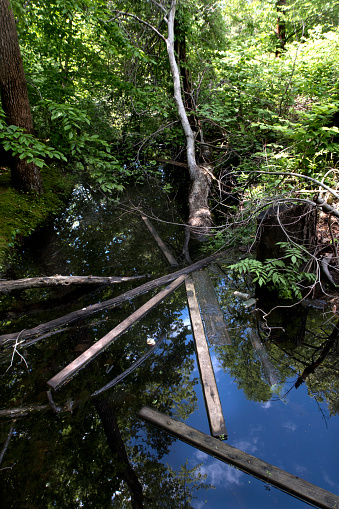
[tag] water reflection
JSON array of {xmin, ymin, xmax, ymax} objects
[{"xmin": 0, "ymin": 183, "xmax": 339, "ymax": 508}]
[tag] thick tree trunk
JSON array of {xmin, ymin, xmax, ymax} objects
[
  {"xmin": 256, "ymin": 203, "xmax": 317, "ymax": 264},
  {"xmin": 166, "ymin": 1, "xmax": 212, "ymax": 240},
  {"xmin": 0, "ymin": 0, "xmax": 43, "ymax": 194}
]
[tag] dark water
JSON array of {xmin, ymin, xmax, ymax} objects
[{"xmin": 0, "ymin": 183, "xmax": 338, "ymax": 508}]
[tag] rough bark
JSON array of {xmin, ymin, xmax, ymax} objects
[
  {"xmin": 166, "ymin": 1, "xmax": 212, "ymax": 239},
  {"xmin": 0, "ymin": 0, "xmax": 43, "ymax": 193},
  {"xmin": 0, "ymin": 247, "xmax": 232, "ymax": 347},
  {"xmin": 256, "ymin": 203, "xmax": 317, "ymax": 264},
  {"xmin": 0, "ymin": 274, "xmax": 148, "ymax": 294}
]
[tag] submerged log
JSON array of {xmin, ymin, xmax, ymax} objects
[
  {"xmin": 249, "ymin": 331, "xmax": 279, "ymax": 388},
  {"xmin": 0, "ymin": 274, "xmax": 147, "ymax": 294},
  {"xmin": 48, "ymin": 275, "xmax": 188, "ymax": 390},
  {"xmin": 94, "ymin": 397, "xmax": 144, "ymax": 509},
  {"xmin": 0, "ymin": 248, "xmax": 232, "ymax": 347},
  {"xmin": 138, "ymin": 406, "xmax": 339, "ymax": 509},
  {"xmin": 192, "ymin": 270, "xmax": 231, "ymax": 346}
]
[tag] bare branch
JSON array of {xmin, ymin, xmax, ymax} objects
[{"xmin": 108, "ymin": 10, "xmax": 166, "ymax": 42}]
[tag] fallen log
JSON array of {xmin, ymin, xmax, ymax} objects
[
  {"xmin": 0, "ymin": 248, "xmax": 232, "ymax": 347},
  {"xmin": 48, "ymin": 275, "xmax": 188, "ymax": 390},
  {"xmin": 185, "ymin": 277, "xmax": 227, "ymax": 437},
  {"xmin": 138, "ymin": 406, "xmax": 339, "ymax": 509},
  {"xmin": 0, "ymin": 274, "xmax": 147, "ymax": 294}
]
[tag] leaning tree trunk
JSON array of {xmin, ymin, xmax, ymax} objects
[
  {"xmin": 0, "ymin": 0, "xmax": 43, "ymax": 194},
  {"xmin": 166, "ymin": 0, "xmax": 212, "ymax": 240}
]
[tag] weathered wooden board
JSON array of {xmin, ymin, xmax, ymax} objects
[
  {"xmin": 48, "ymin": 275, "xmax": 188, "ymax": 390},
  {"xmin": 192, "ymin": 270, "xmax": 231, "ymax": 345},
  {"xmin": 185, "ymin": 277, "xmax": 227, "ymax": 437},
  {"xmin": 141, "ymin": 214, "xmax": 179, "ymax": 267},
  {"xmin": 0, "ymin": 248, "xmax": 232, "ymax": 347},
  {"xmin": 138, "ymin": 406, "xmax": 339, "ymax": 509}
]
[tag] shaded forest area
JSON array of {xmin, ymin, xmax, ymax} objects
[
  {"xmin": 2, "ymin": 0, "xmax": 339, "ymax": 294},
  {"xmin": 1, "ymin": 1, "xmax": 339, "ymax": 508}
]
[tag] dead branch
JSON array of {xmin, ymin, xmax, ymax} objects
[
  {"xmin": 0, "ymin": 248, "xmax": 232, "ymax": 348},
  {"xmin": 295, "ymin": 320, "xmax": 339, "ymax": 388},
  {"xmin": 47, "ymin": 275, "xmax": 188, "ymax": 390},
  {"xmin": 0, "ymin": 274, "xmax": 148, "ymax": 295},
  {"xmin": 0, "ymin": 424, "xmax": 14, "ymax": 465}
]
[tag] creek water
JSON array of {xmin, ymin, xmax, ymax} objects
[{"xmin": 0, "ymin": 183, "xmax": 338, "ymax": 508}]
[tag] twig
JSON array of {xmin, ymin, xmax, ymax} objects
[
  {"xmin": 6, "ymin": 329, "xmax": 28, "ymax": 372},
  {"xmin": 91, "ymin": 334, "xmax": 168, "ymax": 397},
  {"xmin": 0, "ymin": 424, "xmax": 14, "ymax": 465},
  {"xmin": 328, "ymin": 218, "xmax": 339, "ymax": 259}
]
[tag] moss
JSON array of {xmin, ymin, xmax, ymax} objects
[{"xmin": 0, "ymin": 165, "xmax": 74, "ymax": 272}]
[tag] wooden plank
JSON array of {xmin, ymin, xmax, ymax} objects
[
  {"xmin": 0, "ymin": 248, "xmax": 232, "ymax": 347},
  {"xmin": 185, "ymin": 277, "xmax": 227, "ymax": 437},
  {"xmin": 138, "ymin": 406, "xmax": 339, "ymax": 509},
  {"xmin": 47, "ymin": 275, "xmax": 188, "ymax": 390},
  {"xmin": 141, "ymin": 214, "xmax": 179, "ymax": 267},
  {"xmin": 192, "ymin": 270, "xmax": 231, "ymax": 345}
]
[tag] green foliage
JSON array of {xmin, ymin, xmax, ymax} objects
[
  {"xmin": 229, "ymin": 243, "xmax": 316, "ymax": 300},
  {"xmin": 0, "ymin": 106, "xmax": 67, "ymax": 168}
]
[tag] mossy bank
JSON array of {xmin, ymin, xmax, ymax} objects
[{"xmin": 0, "ymin": 165, "xmax": 74, "ymax": 274}]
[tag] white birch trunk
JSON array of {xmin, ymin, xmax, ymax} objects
[{"xmin": 166, "ymin": 0, "xmax": 212, "ymax": 239}]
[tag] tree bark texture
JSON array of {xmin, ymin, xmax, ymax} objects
[
  {"xmin": 0, "ymin": 274, "xmax": 148, "ymax": 294},
  {"xmin": 0, "ymin": 247, "xmax": 232, "ymax": 347},
  {"xmin": 166, "ymin": 1, "xmax": 212, "ymax": 239},
  {"xmin": 0, "ymin": 0, "xmax": 43, "ymax": 193}
]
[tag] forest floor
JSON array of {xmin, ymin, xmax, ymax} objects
[{"xmin": 0, "ymin": 166, "xmax": 74, "ymax": 274}]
